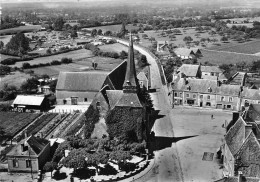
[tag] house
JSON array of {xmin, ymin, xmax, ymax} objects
[
  {"xmin": 176, "ymin": 64, "xmax": 201, "ymax": 78},
  {"xmin": 174, "ymin": 48, "xmax": 196, "ymax": 60},
  {"xmin": 157, "ymin": 41, "xmax": 169, "ymax": 52},
  {"xmin": 201, "ymin": 65, "xmax": 224, "ymax": 77},
  {"xmin": 6, "ymin": 135, "xmax": 50, "ymax": 173},
  {"xmin": 222, "ymin": 111, "xmax": 260, "ymax": 178},
  {"xmin": 241, "ymin": 88, "xmax": 260, "ymax": 107},
  {"xmin": 137, "ymin": 71, "xmax": 149, "ymax": 89},
  {"xmin": 12, "ymin": 95, "xmax": 50, "ymax": 112},
  {"xmin": 172, "ymin": 76, "xmax": 241, "ymax": 110},
  {"xmin": 56, "ymin": 62, "xmax": 127, "ymax": 105},
  {"xmin": 84, "ymin": 34, "xmax": 147, "ymax": 142},
  {"xmin": 215, "ymin": 173, "xmax": 260, "ymax": 182}
]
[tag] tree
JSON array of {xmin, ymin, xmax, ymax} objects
[
  {"xmin": 91, "ymin": 29, "xmax": 97, "ymax": 37},
  {"xmin": 220, "ymin": 36, "xmax": 228, "ymax": 42},
  {"xmin": 2, "ymin": 83, "xmax": 17, "ymax": 101},
  {"xmin": 70, "ymin": 29, "xmax": 78, "ymax": 39},
  {"xmin": 49, "ymin": 79, "xmax": 58, "ymax": 92},
  {"xmin": 22, "ymin": 62, "xmax": 31, "ymax": 69},
  {"xmin": 46, "ymin": 48, "xmax": 52, "ymax": 55},
  {"xmin": 0, "ymin": 41, "xmax": 4, "ymax": 49},
  {"xmin": 20, "ymin": 77, "xmax": 39, "ymax": 93},
  {"xmin": 173, "ymin": 29, "xmax": 181, "ymax": 35},
  {"xmin": 119, "ymin": 23, "xmax": 127, "ymax": 37},
  {"xmin": 183, "ymin": 36, "xmax": 193, "ymax": 43},
  {"xmin": 97, "ymin": 29, "xmax": 102, "ymax": 35},
  {"xmin": 43, "ymin": 162, "xmax": 57, "ymax": 178},
  {"xmin": 6, "ymin": 33, "xmax": 30, "ymax": 54},
  {"xmin": 53, "ymin": 17, "xmax": 65, "ymax": 31},
  {"xmin": 120, "ymin": 51, "xmax": 128, "ymax": 59}
]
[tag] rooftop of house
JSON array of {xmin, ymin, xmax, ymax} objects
[
  {"xmin": 174, "ymin": 48, "xmax": 195, "ymax": 57},
  {"xmin": 177, "ymin": 64, "xmax": 200, "ymax": 77},
  {"xmin": 173, "ymin": 77, "xmax": 241, "ymax": 96},
  {"xmin": 13, "ymin": 95, "xmax": 45, "ymax": 106},
  {"xmin": 7, "ymin": 135, "xmax": 50, "ymax": 157},
  {"xmin": 201, "ymin": 65, "xmax": 223, "ymax": 73}
]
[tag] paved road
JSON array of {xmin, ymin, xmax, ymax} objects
[{"xmin": 117, "ymin": 39, "xmax": 183, "ymax": 182}]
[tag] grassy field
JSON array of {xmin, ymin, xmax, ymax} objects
[
  {"xmin": 12, "ymin": 49, "xmax": 93, "ymax": 67},
  {"xmin": 0, "ymin": 25, "xmax": 41, "ymax": 35},
  {"xmin": 0, "ymin": 71, "xmax": 32, "ymax": 90},
  {"xmin": 0, "ymin": 54, "xmax": 19, "ymax": 61},
  {"xmin": 99, "ymin": 43, "xmax": 128, "ymax": 53},
  {"xmin": 139, "ymin": 28, "xmax": 224, "ymax": 49},
  {"xmin": 28, "ymin": 57, "xmax": 124, "ymax": 77},
  {"xmin": 207, "ymin": 39, "xmax": 260, "ymax": 54},
  {"xmin": 199, "ymin": 49, "xmax": 260, "ymax": 65},
  {"xmin": 86, "ymin": 24, "xmax": 139, "ymax": 32}
]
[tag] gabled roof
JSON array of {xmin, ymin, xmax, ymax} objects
[
  {"xmin": 225, "ymin": 117, "xmax": 246, "ymax": 155},
  {"xmin": 173, "ymin": 77, "xmax": 241, "ymax": 96},
  {"xmin": 174, "ymin": 48, "xmax": 195, "ymax": 57},
  {"xmin": 137, "ymin": 72, "xmax": 148, "ymax": 81},
  {"xmin": 244, "ymin": 104, "xmax": 260, "ymax": 123},
  {"xmin": 177, "ymin": 64, "xmax": 200, "ymax": 77},
  {"xmin": 56, "ymin": 71, "xmax": 109, "ymax": 92},
  {"xmin": 13, "ymin": 95, "xmax": 45, "ymax": 106},
  {"xmin": 106, "ymin": 90, "xmax": 124, "ymax": 109},
  {"xmin": 201, "ymin": 65, "xmax": 223, "ymax": 73},
  {"xmin": 7, "ymin": 135, "xmax": 49, "ymax": 157},
  {"xmin": 243, "ymin": 88, "xmax": 260, "ymax": 100},
  {"xmin": 227, "ymin": 72, "xmax": 247, "ymax": 85}
]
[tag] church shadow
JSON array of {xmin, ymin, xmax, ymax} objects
[
  {"xmin": 72, "ymin": 168, "xmax": 96, "ymax": 180},
  {"xmin": 150, "ymin": 135, "xmax": 198, "ymax": 152},
  {"xmin": 147, "ymin": 110, "xmax": 166, "ymax": 134}
]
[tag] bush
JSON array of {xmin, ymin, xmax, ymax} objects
[
  {"xmin": 51, "ymin": 60, "xmax": 61, "ymax": 65},
  {"xmin": 1, "ymin": 58, "xmax": 19, "ymax": 65},
  {"xmin": 61, "ymin": 57, "xmax": 72, "ymax": 64},
  {"xmin": 22, "ymin": 62, "xmax": 31, "ymax": 69}
]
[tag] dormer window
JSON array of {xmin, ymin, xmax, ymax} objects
[
  {"xmin": 187, "ymin": 86, "xmax": 191, "ymax": 91},
  {"xmin": 208, "ymin": 87, "xmax": 212, "ymax": 92}
]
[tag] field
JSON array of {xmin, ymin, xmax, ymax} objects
[
  {"xmin": 0, "ymin": 112, "xmax": 41, "ymax": 143},
  {"xmin": 139, "ymin": 28, "xmax": 224, "ymax": 49},
  {"xmin": 0, "ymin": 53, "xmax": 19, "ymax": 61},
  {"xmin": 0, "ymin": 35, "xmax": 13, "ymax": 45},
  {"xmin": 0, "ymin": 25, "xmax": 42, "ymax": 35},
  {"xmin": 11, "ymin": 49, "xmax": 93, "ymax": 68},
  {"xmin": 0, "ymin": 71, "xmax": 32, "ymax": 90},
  {"xmin": 28, "ymin": 56, "xmax": 123, "ymax": 77},
  {"xmin": 207, "ymin": 39, "xmax": 260, "ymax": 54},
  {"xmin": 198, "ymin": 49, "xmax": 260, "ymax": 65},
  {"xmin": 99, "ymin": 43, "xmax": 128, "ymax": 53},
  {"xmin": 86, "ymin": 24, "xmax": 139, "ymax": 32}
]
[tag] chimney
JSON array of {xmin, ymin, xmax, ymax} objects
[
  {"xmin": 245, "ymin": 124, "xmax": 252, "ymax": 137},
  {"xmin": 21, "ymin": 143, "xmax": 28, "ymax": 152},
  {"xmin": 24, "ymin": 130, "xmax": 28, "ymax": 138},
  {"xmin": 238, "ymin": 171, "xmax": 243, "ymax": 182},
  {"xmin": 39, "ymin": 132, "xmax": 43, "ymax": 138}
]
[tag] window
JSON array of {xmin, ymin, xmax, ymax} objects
[
  {"xmin": 26, "ymin": 160, "xmax": 31, "ymax": 168},
  {"xmin": 206, "ymin": 102, "xmax": 211, "ymax": 106},
  {"xmin": 207, "ymin": 95, "xmax": 210, "ymax": 100},
  {"xmin": 229, "ymin": 97, "xmax": 233, "ymax": 102},
  {"xmin": 174, "ymin": 92, "xmax": 178, "ymax": 97},
  {"xmin": 221, "ymin": 96, "xmax": 225, "ymax": 101},
  {"xmin": 139, "ymin": 81, "xmax": 144, "ymax": 88},
  {"xmin": 200, "ymin": 95, "xmax": 203, "ymax": 99},
  {"xmin": 211, "ymin": 73, "xmax": 214, "ymax": 76},
  {"xmin": 227, "ymin": 105, "xmax": 231, "ymax": 109},
  {"xmin": 13, "ymin": 159, "xmax": 18, "ymax": 168},
  {"xmin": 208, "ymin": 87, "xmax": 212, "ymax": 92},
  {"xmin": 193, "ymin": 94, "xmax": 196, "ymax": 99},
  {"xmin": 84, "ymin": 98, "xmax": 88, "ymax": 102},
  {"xmin": 180, "ymin": 93, "xmax": 183, "ymax": 97},
  {"xmin": 216, "ymin": 73, "xmax": 219, "ymax": 77},
  {"xmin": 186, "ymin": 94, "xmax": 190, "ymax": 98}
]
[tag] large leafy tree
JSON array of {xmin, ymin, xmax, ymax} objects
[
  {"xmin": 53, "ymin": 17, "xmax": 65, "ymax": 31},
  {"xmin": 43, "ymin": 162, "xmax": 58, "ymax": 178},
  {"xmin": 6, "ymin": 33, "xmax": 30, "ymax": 54},
  {"xmin": 20, "ymin": 77, "xmax": 39, "ymax": 93}
]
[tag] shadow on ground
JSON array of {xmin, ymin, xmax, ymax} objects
[{"xmin": 73, "ymin": 168, "xmax": 96, "ymax": 180}]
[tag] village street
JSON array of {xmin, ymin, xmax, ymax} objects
[{"xmin": 129, "ymin": 42, "xmax": 232, "ymax": 182}]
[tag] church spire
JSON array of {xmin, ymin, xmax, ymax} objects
[{"xmin": 123, "ymin": 32, "xmax": 139, "ymax": 93}]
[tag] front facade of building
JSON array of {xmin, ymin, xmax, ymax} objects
[{"xmin": 7, "ymin": 136, "xmax": 50, "ymax": 173}]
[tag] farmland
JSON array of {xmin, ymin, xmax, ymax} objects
[
  {"xmin": 0, "ymin": 112, "xmax": 41, "ymax": 143},
  {"xmin": 11, "ymin": 49, "xmax": 94, "ymax": 68},
  {"xmin": 28, "ymin": 56, "xmax": 124, "ymax": 77},
  {"xmin": 0, "ymin": 25, "xmax": 41, "ymax": 35},
  {"xmin": 86, "ymin": 24, "xmax": 139, "ymax": 32},
  {"xmin": 198, "ymin": 49, "xmax": 260, "ymax": 65},
  {"xmin": 99, "ymin": 43, "xmax": 128, "ymax": 53},
  {"xmin": 0, "ymin": 71, "xmax": 32, "ymax": 90},
  {"xmin": 207, "ymin": 39, "xmax": 260, "ymax": 54}
]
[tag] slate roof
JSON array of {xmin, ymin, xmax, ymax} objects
[
  {"xmin": 106, "ymin": 90, "xmax": 124, "ymax": 109},
  {"xmin": 137, "ymin": 72, "xmax": 148, "ymax": 81},
  {"xmin": 228, "ymin": 72, "xmax": 247, "ymax": 85},
  {"xmin": 7, "ymin": 136, "xmax": 49, "ymax": 157},
  {"xmin": 56, "ymin": 71, "xmax": 109, "ymax": 91},
  {"xmin": 225, "ymin": 117, "xmax": 246, "ymax": 155},
  {"xmin": 177, "ymin": 64, "xmax": 200, "ymax": 77},
  {"xmin": 201, "ymin": 65, "xmax": 222, "ymax": 73},
  {"xmin": 242, "ymin": 88, "xmax": 260, "ymax": 100},
  {"xmin": 174, "ymin": 48, "xmax": 195, "ymax": 57},
  {"xmin": 242, "ymin": 164, "xmax": 260, "ymax": 178},
  {"xmin": 13, "ymin": 95, "xmax": 45, "ymax": 106}
]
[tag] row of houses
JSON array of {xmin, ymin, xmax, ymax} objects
[
  {"xmin": 172, "ymin": 64, "xmax": 260, "ymax": 111},
  {"xmin": 215, "ymin": 104, "xmax": 260, "ymax": 182}
]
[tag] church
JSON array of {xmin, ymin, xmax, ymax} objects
[{"xmin": 84, "ymin": 34, "xmax": 148, "ymax": 142}]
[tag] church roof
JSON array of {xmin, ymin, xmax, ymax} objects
[
  {"xmin": 106, "ymin": 90, "xmax": 124, "ymax": 109},
  {"xmin": 116, "ymin": 93, "xmax": 143, "ymax": 108}
]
